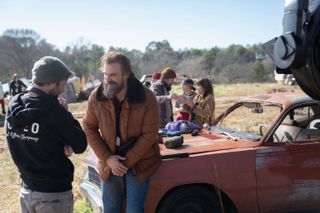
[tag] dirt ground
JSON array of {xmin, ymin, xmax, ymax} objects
[{"xmin": 0, "ymin": 83, "xmax": 301, "ymax": 213}]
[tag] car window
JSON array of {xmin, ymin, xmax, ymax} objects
[
  {"xmin": 272, "ymin": 104, "xmax": 320, "ymax": 143},
  {"xmin": 218, "ymin": 103, "xmax": 281, "ymax": 136}
]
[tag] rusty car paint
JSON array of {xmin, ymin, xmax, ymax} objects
[
  {"xmin": 82, "ymin": 92, "xmax": 320, "ymax": 212},
  {"xmin": 255, "ymin": 143, "xmax": 320, "ymax": 212}
]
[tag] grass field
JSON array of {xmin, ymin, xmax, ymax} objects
[{"xmin": 0, "ymin": 83, "xmax": 301, "ymax": 213}]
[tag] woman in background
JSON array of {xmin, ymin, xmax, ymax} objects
[{"xmin": 183, "ymin": 78, "xmax": 215, "ymax": 126}]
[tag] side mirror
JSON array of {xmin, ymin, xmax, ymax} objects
[{"xmin": 252, "ymin": 106, "xmax": 263, "ymax": 114}]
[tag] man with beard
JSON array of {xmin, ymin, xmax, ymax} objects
[
  {"xmin": 83, "ymin": 52, "xmax": 161, "ymax": 213},
  {"xmin": 5, "ymin": 56, "xmax": 87, "ymax": 213},
  {"xmin": 150, "ymin": 67, "xmax": 178, "ymax": 128}
]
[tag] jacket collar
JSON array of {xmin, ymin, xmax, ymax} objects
[
  {"xmin": 30, "ymin": 87, "xmax": 57, "ymax": 101},
  {"xmin": 96, "ymin": 77, "xmax": 145, "ymax": 103}
]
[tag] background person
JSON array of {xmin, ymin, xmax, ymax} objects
[
  {"xmin": 183, "ymin": 78, "xmax": 215, "ymax": 126},
  {"xmin": 5, "ymin": 56, "xmax": 87, "ymax": 213},
  {"xmin": 83, "ymin": 52, "xmax": 161, "ymax": 213},
  {"xmin": 150, "ymin": 67, "xmax": 178, "ymax": 128},
  {"xmin": 176, "ymin": 104, "xmax": 192, "ymax": 121},
  {"xmin": 151, "ymin": 71, "xmax": 161, "ymax": 83},
  {"xmin": 0, "ymin": 81, "xmax": 5, "ymax": 115},
  {"xmin": 9, "ymin": 73, "xmax": 27, "ymax": 96},
  {"xmin": 175, "ymin": 78, "xmax": 197, "ymax": 108},
  {"xmin": 175, "ymin": 79, "xmax": 197, "ymax": 121},
  {"xmin": 175, "ymin": 78, "xmax": 197, "ymax": 107}
]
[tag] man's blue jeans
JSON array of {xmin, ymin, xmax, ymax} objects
[{"xmin": 102, "ymin": 170, "xmax": 150, "ymax": 213}]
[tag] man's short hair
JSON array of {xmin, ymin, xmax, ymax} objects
[
  {"xmin": 100, "ymin": 52, "xmax": 133, "ymax": 75},
  {"xmin": 161, "ymin": 67, "xmax": 176, "ymax": 80}
]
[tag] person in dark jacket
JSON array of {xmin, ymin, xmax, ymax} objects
[
  {"xmin": 5, "ymin": 56, "xmax": 87, "ymax": 213},
  {"xmin": 150, "ymin": 67, "xmax": 178, "ymax": 128},
  {"xmin": 9, "ymin": 73, "xmax": 27, "ymax": 96}
]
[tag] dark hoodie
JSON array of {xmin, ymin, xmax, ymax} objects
[{"xmin": 5, "ymin": 87, "xmax": 87, "ymax": 192}]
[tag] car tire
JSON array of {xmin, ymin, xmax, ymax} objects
[{"xmin": 156, "ymin": 185, "xmax": 222, "ymax": 213}]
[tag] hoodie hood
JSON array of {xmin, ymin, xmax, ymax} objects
[{"xmin": 6, "ymin": 87, "xmax": 56, "ymax": 127}]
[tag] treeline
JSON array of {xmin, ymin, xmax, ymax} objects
[{"xmin": 0, "ymin": 28, "xmax": 275, "ymax": 83}]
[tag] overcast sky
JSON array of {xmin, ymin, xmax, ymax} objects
[{"xmin": 0, "ymin": 0, "xmax": 285, "ymax": 51}]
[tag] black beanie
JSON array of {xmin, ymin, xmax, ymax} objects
[{"xmin": 32, "ymin": 56, "xmax": 72, "ymax": 84}]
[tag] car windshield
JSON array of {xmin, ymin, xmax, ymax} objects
[{"xmin": 214, "ymin": 102, "xmax": 282, "ymax": 141}]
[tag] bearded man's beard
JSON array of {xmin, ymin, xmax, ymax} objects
[
  {"xmin": 103, "ymin": 80, "xmax": 124, "ymax": 99},
  {"xmin": 48, "ymin": 85, "xmax": 61, "ymax": 98}
]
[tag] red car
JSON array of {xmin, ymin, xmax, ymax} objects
[{"xmin": 81, "ymin": 92, "xmax": 320, "ymax": 213}]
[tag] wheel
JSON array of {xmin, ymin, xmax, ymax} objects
[{"xmin": 156, "ymin": 185, "xmax": 221, "ymax": 213}]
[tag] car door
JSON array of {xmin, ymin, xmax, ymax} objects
[{"xmin": 255, "ymin": 104, "xmax": 320, "ymax": 212}]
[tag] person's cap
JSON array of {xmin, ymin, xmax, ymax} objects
[
  {"xmin": 183, "ymin": 78, "xmax": 195, "ymax": 90},
  {"xmin": 161, "ymin": 67, "xmax": 177, "ymax": 79},
  {"xmin": 32, "ymin": 56, "xmax": 72, "ymax": 84},
  {"xmin": 152, "ymin": 71, "xmax": 161, "ymax": 80}
]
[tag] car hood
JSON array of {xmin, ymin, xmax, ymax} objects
[
  {"xmin": 84, "ymin": 132, "xmax": 260, "ymax": 166},
  {"xmin": 160, "ymin": 132, "xmax": 260, "ymax": 158}
]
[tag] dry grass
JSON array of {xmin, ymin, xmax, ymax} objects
[
  {"xmin": 0, "ymin": 83, "xmax": 300, "ymax": 212},
  {"xmin": 214, "ymin": 83, "xmax": 300, "ymax": 97},
  {"xmin": 0, "ymin": 127, "xmax": 20, "ymax": 213}
]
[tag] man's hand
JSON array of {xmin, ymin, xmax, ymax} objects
[
  {"xmin": 170, "ymin": 93, "xmax": 178, "ymax": 100},
  {"xmin": 106, "ymin": 155, "xmax": 128, "ymax": 176},
  {"xmin": 176, "ymin": 95, "xmax": 194, "ymax": 108},
  {"xmin": 184, "ymin": 98, "xmax": 194, "ymax": 108},
  {"xmin": 64, "ymin": 145, "xmax": 74, "ymax": 157}
]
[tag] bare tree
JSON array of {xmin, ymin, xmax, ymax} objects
[
  {"xmin": 176, "ymin": 56, "xmax": 207, "ymax": 78},
  {"xmin": 0, "ymin": 29, "xmax": 44, "ymax": 78},
  {"xmin": 140, "ymin": 48, "xmax": 178, "ymax": 74}
]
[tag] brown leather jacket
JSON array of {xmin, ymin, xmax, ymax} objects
[{"xmin": 83, "ymin": 77, "xmax": 161, "ymax": 182}]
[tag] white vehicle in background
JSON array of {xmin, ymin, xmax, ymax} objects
[
  {"xmin": 274, "ymin": 70, "xmax": 296, "ymax": 85},
  {"xmin": 140, "ymin": 74, "xmax": 152, "ymax": 87},
  {"xmin": 1, "ymin": 77, "xmax": 32, "ymax": 100}
]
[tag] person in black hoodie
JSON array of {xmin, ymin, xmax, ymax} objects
[{"xmin": 5, "ymin": 56, "xmax": 87, "ymax": 213}]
